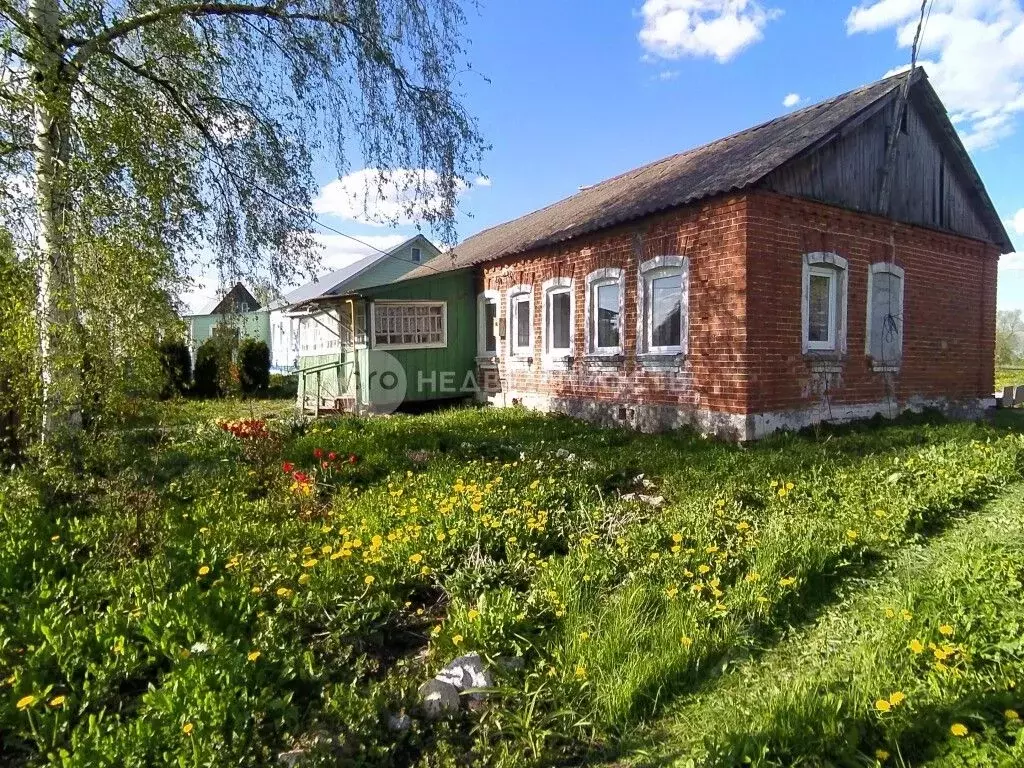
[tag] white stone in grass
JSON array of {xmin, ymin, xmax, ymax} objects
[
  {"xmin": 418, "ymin": 678, "xmax": 460, "ymax": 719},
  {"xmin": 434, "ymin": 653, "xmax": 493, "ymax": 703},
  {"xmin": 277, "ymin": 749, "xmax": 305, "ymax": 766}
]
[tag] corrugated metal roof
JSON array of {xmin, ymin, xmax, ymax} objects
[{"xmin": 409, "ymin": 69, "xmax": 995, "ymax": 279}]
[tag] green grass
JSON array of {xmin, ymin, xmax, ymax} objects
[{"xmin": 0, "ymin": 404, "xmax": 1022, "ymax": 766}]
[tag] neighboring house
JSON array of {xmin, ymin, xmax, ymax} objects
[
  {"xmin": 184, "ymin": 282, "xmax": 270, "ymax": 362},
  {"xmin": 391, "ymin": 68, "xmax": 1012, "ymax": 440},
  {"xmin": 284, "ymin": 234, "xmax": 472, "ymax": 412},
  {"xmin": 268, "ymin": 298, "xmax": 301, "ymax": 373}
]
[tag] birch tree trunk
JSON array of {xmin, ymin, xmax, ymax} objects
[{"xmin": 30, "ymin": 0, "xmax": 82, "ymax": 442}]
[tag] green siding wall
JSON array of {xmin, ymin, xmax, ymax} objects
[
  {"xmin": 361, "ymin": 270, "xmax": 476, "ymax": 404},
  {"xmin": 186, "ymin": 309, "xmax": 270, "ymax": 358}
]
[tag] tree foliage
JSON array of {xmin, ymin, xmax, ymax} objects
[
  {"xmin": 0, "ymin": 231, "xmax": 38, "ymax": 461},
  {"xmin": 996, "ymin": 310, "xmax": 1023, "ymax": 367},
  {"xmin": 238, "ymin": 339, "xmax": 270, "ymax": 395},
  {"xmin": 159, "ymin": 337, "xmax": 192, "ymax": 399},
  {"xmin": 0, "ymin": 0, "xmax": 485, "ymax": 439}
]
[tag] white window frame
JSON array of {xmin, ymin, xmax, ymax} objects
[
  {"xmin": 542, "ymin": 277, "xmax": 575, "ymax": 364},
  {"xmin": 507, "ymin": 285, "xmax": 534, "ymax": 358},
  {"xmin": 369, "ymin": 300, "xmax": 448, "ymax": 351},
  {"xmin": 800, "ymin": 252, "xmax": 848, "ymax": 355},
  {"xmin": 638, "ymin": 256, "xmax": 688, "ymax": 356},
  {"xmin": 477, "ymin": 289, "xmax": 500, "ymax": 358},
  {"xmin": 865, "ymin": 262, "xmax": 905, "ymax": 368},
  {"xmin": 411, "ymin": 246, "xmax": 422, "ymax": 263},
  {"xmin": 585, "ymin": 268, "xmax": 624, "ymax": 356}
]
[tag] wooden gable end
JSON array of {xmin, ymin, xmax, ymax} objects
[{"xmin": 760, "ymin": 85, "xmax": 1005, "ymax": 249}]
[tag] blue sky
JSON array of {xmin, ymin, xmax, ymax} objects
[{"xmin": 186, "ymin": 1, "xmax": 1024, "ymax": 312}]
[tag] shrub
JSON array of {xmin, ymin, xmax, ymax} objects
[
  {"xmin": 158, "ymin": 338, "xmax": 192, "ymax": 399},
  {"xmin": 238, "ymin": 339, "xmax": 270, "ymax": 395},
  {"xmin": 193, "ymin": 339, "xmax": 223, "ymax": 398}
]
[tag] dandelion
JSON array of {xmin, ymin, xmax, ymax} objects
[
  {"xmin": 452, "ymin": 634, "xmax": 464, "ymax": 645},
  {"xmin": 745, "ymin": 572, "xmax": 761, "ymax": 583},
  {"xmin": 1005, "ymin": 709, "xmax": 1019, "ymax": 720},
  {"xmin": 901, "ymin": 609, "xmax": 913, "ymax": 621},
  {"xmin": 888, "ymin": 691, "xmax": 906, "ymax": 706},
  {"xmin": 409, "ymin": 553, "xmax": 423, "ymax": 564},
  {"xmin": 247, "ymin": 651, "xmax": 261, "ymax": 662},
  {"xmin": 198, "ymin": 565, "xmax": 210, "ymax": 577},
  {"xmin": 302, "ymin": 546, "xmax": 314, "ymax": 556},
  {"xmin": 16, "ymin": 694, "xmax": 36, "ymax": 710},
  {"xmin": 665, "ymin": 586, "xmax": 679, "ymax": 599},
  {"xmin": 276, "ymin": 587, "xmax": 293, "ymax": 598},
  {"xmin": 250, "ymin": 586, "xmax": 262, "ymax": 594},
  {"xmin": 51, "ymin": 534, "xmax": 60, "ymax": 542},
  {"xmin": 779, "ymin": 576, "xmax": 797, "ymax": 587},
  {"xmin": 950, "ymin": 723, "xmax": 968, "ymax": 737},
  {"xmin": 846, "ymin": 529, "xmax": 858, "ymax": 541},
  {"xmin": 672, "ymin": 533, "xmax": 683, "ymax": 543},
  {"xmin": 364, "ymin": 575, "xmax": 375, "ymax": 586},
  {"xmin": 467, "ymin": 609, "xmax": 480, "ymax": 621},
  {"xmin": 321, "ymin": 545, "xmax": 332, "ymax": 555},
  {"xmin": 183, "ymin": 722, "xmax": 194, "ymax": 735},
  {"xmin": 875, "ymin": 749, "xmax": 890, "ymax": 761},
  {"xmin": 298, "ymin": 574, "xmax": 310, "ymax": 585},
  {"xmin": 575, "ymin": 665, "xmax": 587, "ymax": 679},
  {"xmin": 908, "ymin": 639, "xmax": 924, "ymax": 654},
  {"xmin": 939, "ymin": 624, "xmax": 954, "ymax": 636},
  {"xmin": 579, "ymin": 632, "xmax": 590, "ymax": 641},
  {"xmin": 680, "ymin": 636, "xmax": 693, "ymax": 648},
  {"xmin": 875, "ymin": 699, "xmax": 892, "ymax": 713},
  {"xmin": 48, "ymin": 695, "xmax": 66, "ymax": 707}
]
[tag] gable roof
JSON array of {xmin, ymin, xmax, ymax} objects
[
  {"xmin": 412, "ymin": 69, "xmax": 1010, "ymax": 278},
  {"xmin": 194, "ymin": 282, "xmax": 260, "ymax": 316},
  {"xmin": 284, "ymin": 234, "xmax": 437, "ymax": 307}
]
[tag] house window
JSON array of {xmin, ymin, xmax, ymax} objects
[
  {"xmin": 866, "ymin": 263, "xmax": 905, "ymax": 367},
  {"xmin": 801, "ymin": 252, "xmax": 848, "ymax": 354},
  {"xmin": 411, "ymin": 247, "xmax": 422, "ymax": 263},
  {"xmin": 585, "ymin": 268, "xmax": 624, "ymax": 355},
  {"xmin": 508, "ymin": 285, "xmax": 533, "ymax": 357},
  {"xmin": 477, "ymin": 290, "xmax": 499, "ymax": 356},
  {"xmin": 638, "ymin": 256, "xmax": 687, "ymax": 355},
  {"xmin": 542, "ymin": 277, "xmax": 574, "ymax": 361},
  {"xmin": 372, "ymin": 301, "xmax": 447, "ymax": 349}
]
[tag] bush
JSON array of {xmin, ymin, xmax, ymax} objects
[
  {"xmin": 268, "ymin": 373, "xmax": 298, "ymax": 399},
  {"xmin": 158, "ymin": 338, "xmax": 192, "ymax": 399},
  {"xmin": 193, "ymin": 339, "xmax": 223, "ymax": 398},
  {"xmin": 238, "ymin": 340, "xmax": 270, "ymax": 395}
]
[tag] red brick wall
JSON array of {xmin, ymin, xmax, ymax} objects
[
  {"xmin": 746, "ymin": 190, "xmax": 998, "ymax": 414},
  {"xmin": 477, "ymin": 190, "xmax": 998, "ymax": 424},
  {"xmin": 478, "ymin": 195, "xmax": 751, "ymax": 415}
]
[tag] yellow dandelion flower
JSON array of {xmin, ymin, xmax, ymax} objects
[
  {"xmin": 48, "ymin": 695, "xmax": 66, "ymax": 707},
  {"xmin": 908, "ymin": 639, "xmax": 924, "ymax": 654},
  {"xmin": 901, "ymin": 610, "xmax": 913, "ymax": 621},
  {"xmin": 420, "ymin": 565, "xmax": 432, "ymax": 575},
  {"xmin": 888, "ymin": 691, "xmax": 906, "ymax": 706},
  {"xmin": 16, "ymin": 694, "xmax": 36, "ymax": 710},
  {"xmin": 672, "ymin": 533, "xmax": 683, "ymax": 543},
  {"xmin": 276, "ymin": 587, "xmax": 293, "ymax": 598},
  {"xmin": 846, "ymin": 529, "xmax": 858, "ymax": 541},
  {"xmin": 1004, "ymin": 709, "xmax": 1019, "ymax": 720},
  {"xmin": 698, "ymin": 564, "xmax": 711, "ymax": 574},
  {"xmin": 467, "ymin": 609, "xmax": 480, "ymax": 621},
  {"xmin": 452, "ymin": 634, "xmax": 464, "ymax": 645},
  {"xmin": 321, "ymin": 545, "xmax": 332, "ymax": 555},
  {"xmin": 198, "ymin": 565, "xmax": 210, "ymax": 576},
  {"xmin": 680, "ymin": 635, "xmax": 693, "ymax": 648},
  {"xmin": 183, "ymin": 722, "xmax": 194, "ymax": 735},
  {"xmin": 579, "ymin": 632, "xmax": 590, "ymax": 641},
  {"xmin": 950, "ymin": 723, "xmax": 968, "ymax": 737},
  {"xmin": 409, "ymin": 553, "xmax": 423, "ymax": 564},
  {"xmin": 939, "ymin": 624, "xmax": 954, "ymax": 636},
  {"xmin": 298, "ymin": 573, "xmax": 310, "ymax": 585},
  {"xmin": 779, "ymin": 576, "xmax": 797, "ymax": 587},
  {"xmin": 302, "ymin": 546, "xmax": 314, "ymax": 556},
  {"xmin": 364, "ymin": 575, "xmax": 375, "ymax": 585},
  {"xmin": 745, "ymin": 572, "xmax": 761, "ymax": 583},
  {"xmin": 875, "ymin": 748, "xmax": 890, "ymax": 761},
  {"xmin": 875, "ymin": 699, "xmax": 892, "ymax": 713},
  {"xmin": 302, "ymin": 558, "xmax": 318, "ymax": 568},
  {"xmin": 247, "ymin": 651, "xmax": 261, "ymax": 662},
  {"xmin": 665, "ymin": 586, "xmax": 679, "ymax": 599},
  {"xmin": 575, "ymin": 665, "xmax": 587, "ymax": 679}
]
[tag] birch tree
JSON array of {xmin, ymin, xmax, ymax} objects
[{"xmin": 0, "ymin": 0, "xmax": 484, "ymax": 443}]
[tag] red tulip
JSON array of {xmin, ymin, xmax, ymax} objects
[
  {"xmin": 348, "ymin": 454, "xmax": 357, "ymax": 464},
  {"xmin": 327, "ymin": 452, "xmax": 337, "ymax": 462},
  {"xmin": 313, "ymin": 448, "xmax": 323, "ymax": 459},
  {"xmin": 282, "ymin": 462, "xmax": 294, "ymax": 473}
]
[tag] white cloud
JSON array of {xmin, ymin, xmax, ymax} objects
[
  {"xmin": 638, "ymin": 0, "xmax": 782, "ymax": 63},
  {"xmin": 1000, "ymin": 252, "xmax": 1024, "ymax": 270},
  {"xmin": 782, "ymin": 92, "xmax": 801, "ymax": 107},
  {"xmin": 847, "ymin": 0, "xmax": 1024, "ymax": 150},
  {"xmin": 657, "ymin": 69, "xmax": 681, "ymax": 81},
  {"xmin": 313, "ymin": 168, "xmax": 489, "ymax": 227},
  {"xmin": 1009, "ymin": 207, "xmax": 1024, "ymax": 235}
]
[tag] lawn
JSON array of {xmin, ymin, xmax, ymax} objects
[{"xmin": 1, "ymin": 403, "xmax": 1022, "ymax": 766}]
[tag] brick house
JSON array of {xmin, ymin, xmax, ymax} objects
[{"xmin": 397, "ymin": 69, "xmax": 1014, "ymax": 439}]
